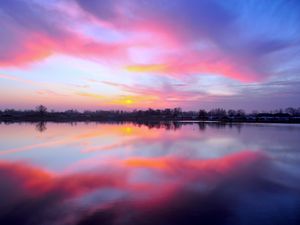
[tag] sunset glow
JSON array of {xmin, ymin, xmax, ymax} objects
[{"xmin": 0, "ymin": 0, "xmax": 299, "ymax": 110}]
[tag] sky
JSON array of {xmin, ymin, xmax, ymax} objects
[{"xmin": 0, "ymin": 0, "xmax": 300, "ymax": 111}]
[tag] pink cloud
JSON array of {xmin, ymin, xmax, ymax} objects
[
  {"xmin": 0, "ymin": 0, "xmax": 292, "ymax": 84},
  {"xmin": 0, "ymin": 31, "xmax": 128, "ymax": 67}
]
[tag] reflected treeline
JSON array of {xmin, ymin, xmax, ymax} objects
[
  {"xmin": 133, "ymin": 121, "xmax": 244, "ymax": 132},
  {"xmin": 14, "ymin": 121, "xmax": 245, "ymax": 133}
]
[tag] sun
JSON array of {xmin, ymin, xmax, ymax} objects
[{"xmin": 124, "ymin": 99, "xmax": 133, "ymax": 104}]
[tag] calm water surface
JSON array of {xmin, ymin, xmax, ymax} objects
[{"xmin": 0, "ymin": 122, "xmax": 300, "ymax": 225}]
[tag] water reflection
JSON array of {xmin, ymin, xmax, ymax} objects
[
  {"xmin": 0, "ymin": 122, "xmax": 299, "ymax": 225},
  {"xmin": 35, "ymin": 121, "xmax": 47, "ymax": 132},
  {"xmin": 1, "ymin": 121, "xmax": 246, "ymax": 133}
]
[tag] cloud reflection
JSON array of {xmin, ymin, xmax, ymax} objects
[{"xmin": 0, "ymin": 149, "xmax": 300, "ymax": 225}]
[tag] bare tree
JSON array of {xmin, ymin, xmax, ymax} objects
[{"xmin": 36, "ymin": 105, "xmax": 47, "ymax": 116}]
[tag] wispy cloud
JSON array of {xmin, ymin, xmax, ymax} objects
[
  {"xmin": 0, "ymin": 74, "xmax": 42, "ymax": 86},
  {"xmin": 1, "ymin": 0, "xmax": 300, "ymax": 109}
]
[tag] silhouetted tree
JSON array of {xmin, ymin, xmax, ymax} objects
[
  {"xmin": 285, "ymin": 107, "xmax": 296, "ymax": 116},
  {"xmin": 208, "ymin": 108, "xmax": 227, "ymax": 119},
  {"xmin": 227, "ymin": 109, "xmax": 236, "ymax": 117},
  {"xmin": 198, "ymin": 109, "xmax": 208, "ymax": 120},
  {"xmin": 173, "ymin": 107, "xmax": 182, "ymax": 118},
  {"xmin": 36, "ymin": 105, "xmax": 47, "ymax": 116},
  {"xmin": 236, "ymin": 109, "xmax": 246, "ymax": 117}
]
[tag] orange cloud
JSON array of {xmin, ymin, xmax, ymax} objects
[
  {"xmin": 126, "ymin": 64, "xmax": 167, "ymax": 73},
  {"xmin": 125, "ymin": 56, "xmax": 258, "ymax": 82}
]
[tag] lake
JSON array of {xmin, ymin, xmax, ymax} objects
[{"xmin": 0, "ymin": 122, "xmax": 300, "ymax": 225}]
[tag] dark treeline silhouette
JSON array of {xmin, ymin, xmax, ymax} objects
[{"xmin": 1, "ymin": 105, "xmax": 300, "ymax": 123}]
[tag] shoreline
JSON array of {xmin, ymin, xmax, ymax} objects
[{"xmin": 1, "ymin": 118, "xmax": 300, "ymax": 124}]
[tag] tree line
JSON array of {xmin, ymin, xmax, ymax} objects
[{"xmin": 0, "ymin": 105, "xmax": 300, "ymax": 123}]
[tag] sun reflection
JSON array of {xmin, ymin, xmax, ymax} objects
[{"xmin": 124, "ymin": 126, "xmax": 132, "ymax": 134}]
